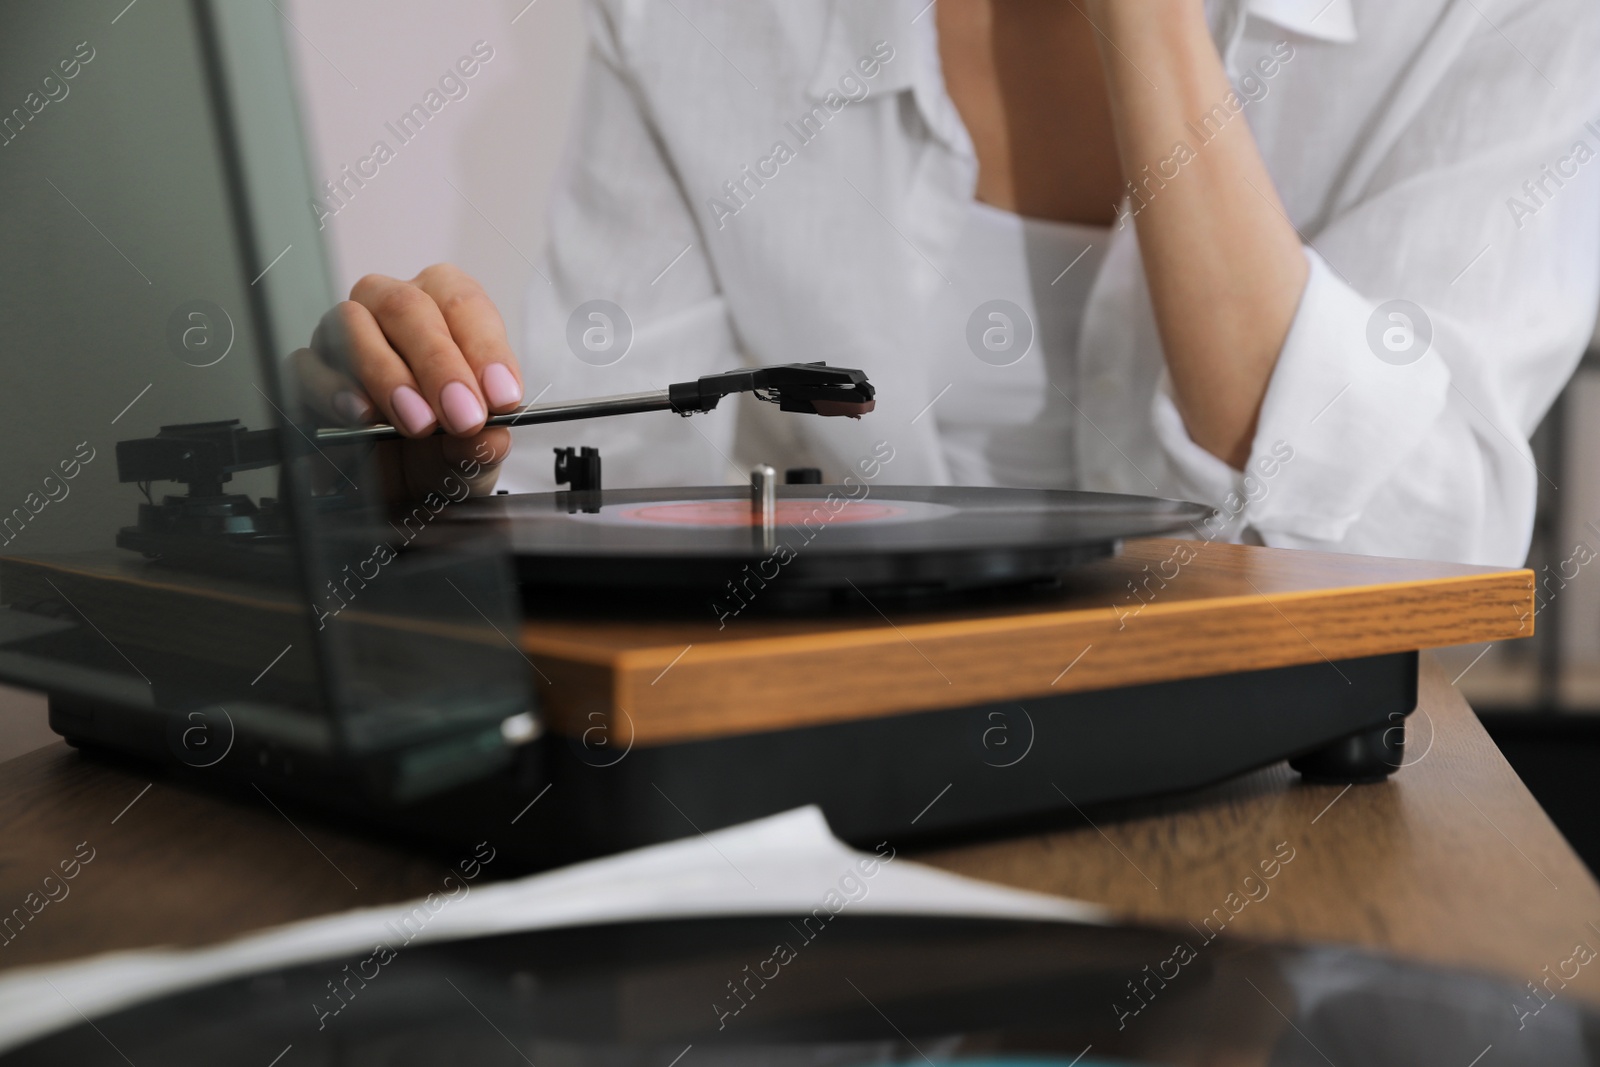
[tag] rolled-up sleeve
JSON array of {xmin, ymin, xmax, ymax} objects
[{"xmin": 1154, "ymin": 4, "xmax": 1600, "ymax": 566}]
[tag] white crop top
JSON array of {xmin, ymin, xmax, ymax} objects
[{"xmin": 929, "ymin": 198, "xmax": 1111, "ymax": 489}]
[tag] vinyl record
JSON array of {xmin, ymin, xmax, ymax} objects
[
  {"xmin": 8, "ymin": 915, "xmax": 1596, "ymax": 1065},
  {"xmin": 449, "ymin": 486, "xmax": 1213, "ymax": 598}
]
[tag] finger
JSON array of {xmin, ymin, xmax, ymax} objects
[
  {"xmin": 411, "ymin": 264, "xmax": 525, "ymax": 414},
  {"xmin": 309, "ymin": 303, "xmax": 356, "ymax": 372},
  {"xmin": 350, "ymin": 273, "xmax": 487, "ymax": 437},
  {"xmin": 288, "ymin": 346, "xmax": 374, "ymax": 427},
  {"xmin": 322, "ymin": 299, "xmax": 439, "ymax": 438},
  {"xmin": 381, "ymin": 428, "xmax": 509, "ymax": 505},
  {"xmin": 440, "ymin": 427, "xmax": 510, "ymax": 495}
]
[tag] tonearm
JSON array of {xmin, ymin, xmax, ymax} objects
[
  {"xmin": 113, "ymin": 363, "xmax": 875, "ymax": 560},
  {"xmin": 312, "ymin": 362, "xmax": 876, "ymax": 444}
]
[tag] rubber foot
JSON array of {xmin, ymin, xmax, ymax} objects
[{"xmin": 1290, "ymin": 721, "xmax": 1404, "ymax": 785}]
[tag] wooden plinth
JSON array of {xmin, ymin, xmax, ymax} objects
[
  {"xmin": 4, "ymin": 541, "xmax": 1535, "ymax": 750},
  {"xmin": 522, "ymin": 539, "xmax": 1534, "ymax": 746}
]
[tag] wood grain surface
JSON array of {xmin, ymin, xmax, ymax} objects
[
  {"xmin": 919, "ymin": 655, "xmax": 1600, "ymax": 1004},
  {"xmin": 519, "ymin": 539, "xmax": 1534, "ymax": 745},
  {"xmin": 0, "ymin": 745, "xmax": 456, "ymax": 972},
  {"xmin": 4, "ymin": 542, "xmax": 1535, "ymax": 749},
  {"xmin": 0, "ymin": 654, "xmax": 1594, "ymax": 1013}
]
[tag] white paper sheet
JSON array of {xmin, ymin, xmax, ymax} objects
[{"xmin": 0, "ymin": 806, "xmax": 1102, "ymax": 1054}]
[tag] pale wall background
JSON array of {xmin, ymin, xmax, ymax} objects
[{"xmin": 281, "ymin": 0, "xmax": 588, "ymax": 351}]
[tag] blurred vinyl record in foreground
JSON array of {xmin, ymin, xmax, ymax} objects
[{"xmin": 6, "ymin": 916, "xmax": 1596, "ymax": 1065}]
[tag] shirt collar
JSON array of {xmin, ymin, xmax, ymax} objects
[
  {"xmin": 806, "ymin": 0, "xmax": 918, "ymax": 101},
  {"xmin": 1241, "ymin": 0, "xmax": 1358, "ymax": 43},
  {"xmin": 804, "ymin": 0, "xmax": 1357, "ymax": 137},
  {"xmin": 807, "ymin": 0, "xmax": 971, "ymax": 151}
]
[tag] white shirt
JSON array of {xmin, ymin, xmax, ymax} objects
[
  {"xmin": 931, "ymin": 200, "xmax": 1109, "ymax": 489},
  {"xmin": 506, "ymin": 0, "xmax": 1600, "ymax": 568}
]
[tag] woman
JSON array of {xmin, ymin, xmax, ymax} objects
[{"xmin": 299, "ymin": 0, "xmax": 1600, "ymax": 566}]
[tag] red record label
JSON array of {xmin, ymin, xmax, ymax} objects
[{"xmin": 613, "ymin": 500, "xmax": 909, "ymax": 527}]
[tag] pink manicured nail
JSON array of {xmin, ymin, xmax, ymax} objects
[
  {"xmin": 391, "ymin": 385, "xmax": 435, "ymax": 435},
  {"xmin": 439, "ymin": 380, "xmax": 486, "ymax": 435},
  {"xmin": 332, "ymin": 389, "xmax": 372, "ymax": 425},
  {"xmin": 481, "ymin": 362, "xmax": 522, "ymax": 409}
]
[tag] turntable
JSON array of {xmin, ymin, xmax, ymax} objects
[{"xmin": 0, "ymin": 363, "xmax": 1535, "ymax": 866}]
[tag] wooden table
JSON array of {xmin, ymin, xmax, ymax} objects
[
  {"xmin": 925, "ymin": 655, "xmax": 1600, "ymax": 1001},
  {"xmin": 1, "ymin": 655, "xmax": 1595, "ymax": 1009}
]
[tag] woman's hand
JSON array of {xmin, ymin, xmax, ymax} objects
[{"xmin": 290, "ymin": 263, "xmax": 525, "ymax": 498}]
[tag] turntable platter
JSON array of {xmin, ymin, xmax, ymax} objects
[{"xmin": 449, "ymin": 486, "xmax": 1213, "ymax": 597}]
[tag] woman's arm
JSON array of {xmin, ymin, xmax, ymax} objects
[
  {"xmin": 1082, "ymin": 0, "xmax": 1307, "ymax": 469},
  {"xmin": 1108, "ymin": 2, "xmax": 1600, "ymax": 566}
]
